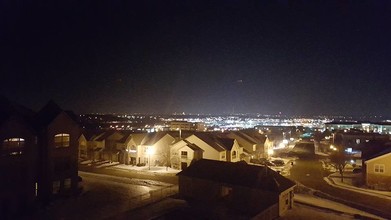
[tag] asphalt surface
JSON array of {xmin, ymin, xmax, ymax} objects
[{"xmin": 289, "ymin": 156, "xmax": 391, "ymax": 219}]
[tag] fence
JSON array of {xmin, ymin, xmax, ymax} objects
[{"xmin": 128, "ymin": 185, "xmax": 179, "ymax": 209}]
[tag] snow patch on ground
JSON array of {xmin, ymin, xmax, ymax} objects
[
  {"xmin": 80, "ymin": 160, "xmax": 92, "ymax": 165},
  {"xmin": 96, "ymin": 161, "xmax": 119, "ymax": 168},
  {"xmin": 293, "ymin": 193, "xmax": 385, "ymax": 219},
  {"xmin": 33, "ymin": 171, "xmax": 164, "ymax": 220},
  {"xmin": 79, "ymin": 171, "xmax": 172, "ymax": 187},
  {"xmin": 325, "ymin": 176, "xmax": 391, "ymax": 200},
  {"xmin": 111, "ymin": 164, "xmax": 180, "ymax": 174}
]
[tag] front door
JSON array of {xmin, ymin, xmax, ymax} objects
[{"xmin": 181, "ymin": 162, "xmax": 188, "ymax": 170}]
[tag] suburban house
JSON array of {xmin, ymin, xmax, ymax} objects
[
  {"xmin": 364, "ymin": 147, "xmax": 391, "ymax": 190},
  {"xmin": 138, "ymin": 132, "xmax": 176, "ymax": 166},
  {"xmin": 79, "ymin": 131, "xmax": 179, "ymax": 166},
  {"xmin": 0, "ymin": 97, "xmax": 80, "ymax": 217},
  {"xmin": 100, "ymin": 131, "xmax": 125, "ymax": 163},
  {"xmin": 225, "ymin": 130, "xmax": 265, "ymax": 161},
  {"xmin": 185, "ymin": 132, "xmax": 243, "ymax": 162},
  {"xmin": 78, "ymin": 134, "xmax": 88, "ymax": 160},
  {"xmin": 264, "ymin": 136, "xmax": 275, "ymax": 158},
  {"xmin": 115, "ymin": 131, "xmax": 134, "ymax": 164},
  {"xmin": 177, "ymin": 159, "xmax": 296, "ymax": 218},
  {"xmin": 0, "ymin": 97, "xmax": 37, "ymax": 217},
  {"xmin": 124, "ymin": 132, "xmax": 148, "ymax": 165},
  {"xmin": 170, "ymin": 139, "xmax": 203, "ymax": 169},
  {"xmin": 34, "ymin": 101, "xmax": 81, "ymax": 203},
  {"xmin": 86, "ymin": 131, "xmax": 107, "ymax": 161}
]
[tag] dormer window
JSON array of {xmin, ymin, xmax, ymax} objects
[
  {"xmin": 54, "ymin": 133, "xmax": 70, "ymax": 148},
  {"xmin": 2, "ymin": 138, "xmax": 25, "ymax": 155}
]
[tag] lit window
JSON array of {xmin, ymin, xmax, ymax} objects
[
  {"xmin": 2, "ymin": 137, "xmax": 25, "ymax": 156},
  {"xmin": 54, "ymin": 133, "xmax": 70, "ymax": 148},
  {"xmin": 374, "ymin": 164, "xmax": 385, "ymax": 173}
]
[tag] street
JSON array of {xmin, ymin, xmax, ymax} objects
[{"xmin": 289, "ymin": 157, "xmax": 391, "ymax": 219}]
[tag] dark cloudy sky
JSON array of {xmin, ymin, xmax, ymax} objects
[{"xmin": 1, "ymin": 0, "xmax": 390, "ymax": 116}]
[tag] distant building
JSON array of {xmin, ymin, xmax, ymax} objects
[
  {"xmin": 0, "ymin": 97, "xmax": 80, "ymax": 218},
  {"xmin": 325, "ymin": 122, "xmax": 391, "ymax": 134},
  {"xmin": 177, "ymin": 159, "xmax": 296, "ymax": 218},
  {"xmin": 169, "ymin": 121, "xmax": 205, "ymax": 131},
  {"xmin": 333, "ymin": 131, "xmax": 390, "ymax": 151}
]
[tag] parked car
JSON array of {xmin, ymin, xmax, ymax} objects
[
  {"xmin": 271, "ymin": 159, "xmax": 285, "ymax": 166},
  {"xmin": 353, "ymin": 167, "xmax": 362, "ymax": 173}
]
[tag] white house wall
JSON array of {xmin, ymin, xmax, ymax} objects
[{"xmin": 186, "ymin": 135, "xmax": 221, "ymax": 160}]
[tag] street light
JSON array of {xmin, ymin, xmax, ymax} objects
[{"xmin": 146, "ymin": 147, "xmax": 155, "ymax": 170}]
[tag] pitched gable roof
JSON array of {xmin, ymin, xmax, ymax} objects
[
  {"xmin": 361, "ymin": 140, "xmax": 391, "ymax": 160},
  {"xmin": 183, "ymin": 140, "xmax": 203, "ymax": 152},
  {"xmin": 365, "ymin": 145, "xmax": 391, "ymax": 163},
  {"xmin": 131, "ymin": 133, "xmax": 148, "ymax": 145},
  {"xmin": 177, "ymin": 159, "xmax": 296, "ymax": 193},
  {"xmin": 0, "ymin": 95, "xmax": 35, "ymax": 125},
  {"xmin": 240, "ymin": 129, "xmax": 266, "ymax": 143},
  {"xmin": 118, "ymin": 131, "xmax": 133, "ymax": 143},
  {"xmin": 34, "ymin": 100, "xmax": 63, "ymax": 128},
  {"xmin": 141, "ymin": 132, "xmax": 173, "ymax": 146},
  {"xmin": 94, "ymin": 130, "xmax": 115, "ymax": 141},
  {"xmin": 228, "ymin": 131, "xmax": 257, "ymax": 145},
  {"xmin": 216, "ymin": 137, "xmax": 235, "ymax": 151},
  {"xmin": 34, "ymin": 100, "xmax": 78, "ymax": 129},
  {"xmin": 191, "ymin": 132, "xmax": 226, "ymax": 152}
]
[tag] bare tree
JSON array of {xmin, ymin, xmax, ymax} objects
[
  {"xmin": 160, "ymin": 152, "xmax": 171, "ymax": 171},
  {"xmin": 329, "ymin": 150, "xmax": 350, "ymax": 182}
]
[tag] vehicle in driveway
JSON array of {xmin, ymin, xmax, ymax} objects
[{"xmin": 271, "ymin": 159, "xmax": 285, "ymax": 166}]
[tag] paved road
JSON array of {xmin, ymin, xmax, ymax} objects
[
  {"xmin": 289, "ymin": 157, "xmax": 391, "ymax": 219},
  {"xmin": 33, "ymin": 172, "xmax": 157, "ymax": 220},
  {"xmin": 79, "ymin": 164, "xmax": 178, "ymax": 185}
]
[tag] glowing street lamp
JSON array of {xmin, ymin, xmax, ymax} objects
[
  {"xmin": 268, "ymin": 149, "xmax": 274, "ymax": 156},
  {"xmin": 146, "ymin": 147, "xmax": 155, "ymax": 170}
]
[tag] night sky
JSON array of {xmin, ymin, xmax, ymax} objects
[{"xmin": 1, "ymin": 1, "xmax": 390, "ymax": 116}]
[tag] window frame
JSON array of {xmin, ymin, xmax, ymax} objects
[
  {"xmin": 54, "ymin": 133, "xmax": 70, "ymax": 148},
  {"xmin": 232, "ymin": 150, "xmax": 237, "ymax": 159},
  {"xmin": 181, "ymin": 151, "xmax": 188, "ymax": 158},
  {"xmin": 374, "ymin": 164, "xmax": 385, "ymax": 173},
  {"xmin": 2, "ymin": 137, "xmax": 25, "ymax": 156}
]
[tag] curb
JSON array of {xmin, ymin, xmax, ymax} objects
[
  {"xmin": 294, "ymin": 181, "xmax": 390, "ymax": 219},
  {"xmin": 325, "ymin": 175, "xmax": 391, "ymax": 201}
]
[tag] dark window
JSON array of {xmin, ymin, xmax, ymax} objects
[
  {"xmin": 232, "ymin": 151, "xmax": 237, "ymax": 159},
  {"xmin": 181, "ymin": 151, "xmax": 188, "ymax": 158}
]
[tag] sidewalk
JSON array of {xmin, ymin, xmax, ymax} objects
[
  {"xmin": 292, "ymin": 193, "xmax": 384, "ymax": 220},
  {"xmin": 325, "ymin": 174, "xmax": 391, "ymax": 201}
]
